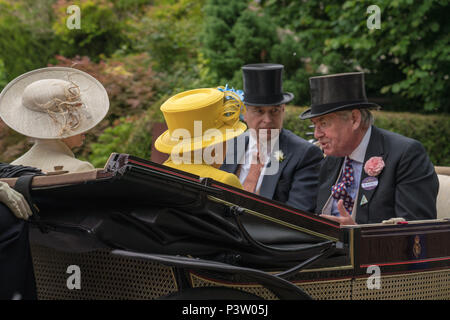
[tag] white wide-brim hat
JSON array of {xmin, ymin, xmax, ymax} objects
[{"xmin": 0, "ymin": 67, "xmax": 109, "ymax": 139}]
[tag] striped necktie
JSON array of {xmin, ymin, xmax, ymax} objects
[{"xmin": 242, "ymin": 151, "xmax": 264, "ymax": 193}]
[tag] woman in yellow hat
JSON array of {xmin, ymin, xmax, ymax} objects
[{"xmin": 154, "ymin": 87, "xmax": 246, "ymax": 188}]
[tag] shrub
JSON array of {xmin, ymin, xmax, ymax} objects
[
  {"xmin": 51, "ymin": 54, "xmax": 158, "ymax": 120},
  {"xmin": 0, "ymin": 59, "xmax": 8, "ymax": 88},
  {"xmin": 126, "ymin": 0, "xmax": 208, "ymax": 96},
  {"xmin": 0, "ymin": 119, "xmax": 33, "ymax": 164},
  {"xmin": 96, "ymin": 104, "xmax": 449, "ymax": 168},
  {"xmin": 128, "ymin": 0, "xmax": 205, "ymax": 71},
  {"xmin": 77, "ymin": 104, "xmax": 450, "ymax": 168},
  {"xmin": 373, "ymin": 111, "xmax": 450, "ymax": 167},
  {"xmin": 284, "ymin": 106, "xmax": 450, "ymax": 166},
  {"xmin": 0, "ymin": 0, "xmax": 56, "ymax": 85},
  {"xmin": 201, "ymin": 0, "xmax": 450, "ymax": 113},
  {"xmin": 267, "ymin": 0, "xmax": 450, "ymax": 112},
  {"xmin": 50, "ymin": 54, "xmax": 159, "ymax": 162},
  {"xmin": 88, "ymin": 100, "xmax": 165, "ymax": 167},
  {"xmin": 201, "ymin": 0, "xmax": 278, "ymax": 86},
  {"xmin": 88, "ymin": 117, "xmax": 136, "ymax": 168},
  {"xmin": 52, "ymin": 0, "xmax": 131, "ymax": 60}
]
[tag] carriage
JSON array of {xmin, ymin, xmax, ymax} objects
[{"xmin": 4, "ymin": 153, "xmax": 450, "ymax": 300}]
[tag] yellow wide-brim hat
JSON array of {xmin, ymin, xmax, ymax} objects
[
  {"xmin": 155, "ymin": 88, "xmax": 247, "ymax": 154},
  {"xmin": 0, "ymin": 67, "xmax": 109, "ymax": 139}
]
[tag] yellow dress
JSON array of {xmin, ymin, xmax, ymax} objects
[{"xmin": 163, "ymin": 159, "xmax": 242, "ymax": 189}]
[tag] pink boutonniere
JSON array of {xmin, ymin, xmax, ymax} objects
[{"xmin": 364, "ymin": 156, "xmax": 385, "ymax": 176}]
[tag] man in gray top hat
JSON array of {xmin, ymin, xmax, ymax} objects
[
  {"xmin": 221, "ymin": 63, "xmax": 323, "ymax": 212},
  {"xmin": 300, "ymin": 72, "xmax": 439, "ymax": 225}
]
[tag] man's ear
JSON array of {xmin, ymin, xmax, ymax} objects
[{"xmin": 351, "ymin": 109, "xmax": 362, "ymax": 130}]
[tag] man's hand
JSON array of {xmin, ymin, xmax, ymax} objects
[
  {"xmin": 320, "ymin": 199, "xmax": 357, "ymax": 226},
  {"xmin": 0, "ymin": 181, "xmax": 33, "ymax": 220}
]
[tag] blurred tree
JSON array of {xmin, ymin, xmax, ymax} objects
[
  {"xmin": 110, "ymin": 0, "xmax": 152, "ymax": 13},
  {"xmin": 88, "ymin": 104, "xmax": 162, "ymax": 167},
  {"xmin": 201, "ymin": 0, "xmax": 279, "ymax": 87},
  {"xmin": 0, "ymin": 0, "xmax": 57, "ymax": 84},
  {"xmin": 49, "ymin": 53, "xmax": 159, "ymax": 163},
  {"xmin": 262, "ymin": 0, "xmax": 450, "ymax": 112},
  {"xmin": 126, "ymin": 0, "xmax": 207, "ymax": 95},
  {"xmin": 129, "ymin": 0, "xmax": 204, "ymax": 69},
  {"xmin": 52, "ymin": 0, "xmax": 132, "ymax": 61},
  {"xmin": 52, "ymin": 54, "xmax": 158, "ymax": 122},
  {"xmin": 0, "ymin": 59, "xmax": 8, "ymax": 89}
]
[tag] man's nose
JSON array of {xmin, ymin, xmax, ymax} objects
[{"xmin": 261, "ymin": 112, "xmax": 272, "ymax": 124}]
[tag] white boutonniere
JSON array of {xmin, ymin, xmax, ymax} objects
[{"xmin": 274, "ymin": 150, "xmax": 285, "ymax": 162}]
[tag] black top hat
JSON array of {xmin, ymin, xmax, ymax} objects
[
  {"xmin": 299, "ymin": 72, "xmax": 380, "ymax": 120},
  {"xmin": 242, "ymin": 63, "xmax": 294, "ymax": 106}
]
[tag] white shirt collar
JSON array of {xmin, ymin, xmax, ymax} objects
[{"xmin": 348, "ymin": 126, "xmax": 372, "ymax": 163}]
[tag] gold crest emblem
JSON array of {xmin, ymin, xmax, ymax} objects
[{"xmin": 413, "ymin": 235, "xmax": 421, "ymax": 258}]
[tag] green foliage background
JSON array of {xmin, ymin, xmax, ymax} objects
[
  {"xmin": 0, "ymin": 0, "xmax": 448, "ymax": 167},
  {"xmin": 284, "ymin": 107, "xmax": 450, "ymax": 166}
]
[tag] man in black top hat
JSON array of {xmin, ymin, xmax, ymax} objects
[
  {"xmin": 221, "ymin": 63, "xmax": 323, "ymax": 213},
  {"xmin": 300, "ymin": 72, "xmax": 438, "ymax": 225}
]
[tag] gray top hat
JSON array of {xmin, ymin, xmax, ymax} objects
[{"xmin": 300, "ymin": 72, "xmax": 380, "ymax": 120}]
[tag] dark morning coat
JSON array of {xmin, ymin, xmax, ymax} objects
[
  {"xmin": 316, "ymin": 126, "xmax": 439, "ymax": 223},
  {"xmin": 220, "ymin": 129, "xmax": 323, "ymax": 213}
]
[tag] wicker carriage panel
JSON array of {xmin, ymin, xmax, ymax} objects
[
  {"xmin": 190, "ymin": 272, "xmax": 353, "ymax": 300},
  {"xmin": 352, "ymin": 269, "xmax": 450, "ymax": 300},
  {"xmin": 30, "ymin": 244, "xmax": 450, "ymax": 300},
  {"xmin": 297, "ymin": 278, "xmax": 353, "ymax": 300},
  {"xmin": 189, "ymin": 272, "xmax": 279, "ymax": 300},
  {"xmin": 30, "ymin": 245, "xmax": 178, "ymax": 300}
]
